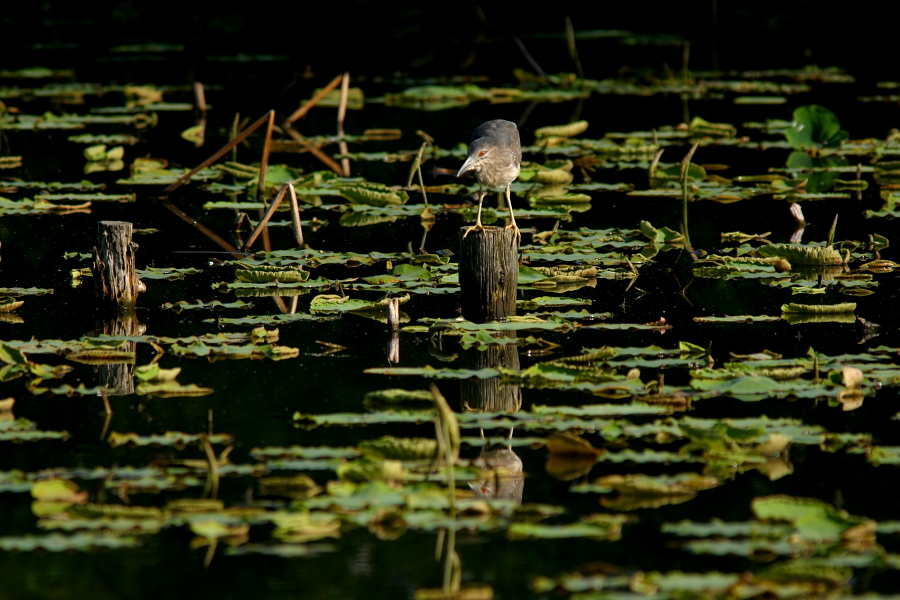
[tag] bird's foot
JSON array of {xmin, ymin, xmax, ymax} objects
[
  {"xmin": 505, "ymin": 223, "xmax": 521, "ymax": 246},
  {"xmin": 462, "ymin": 223, "xmax": 486, "ymax": 238}
]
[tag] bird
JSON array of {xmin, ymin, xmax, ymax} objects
[{"xmin": 457, "ymin": 119, "xmax": 521, "ymax": 242}]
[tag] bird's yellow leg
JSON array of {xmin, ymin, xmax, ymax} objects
[
  {"xmin": 503, "ymin": 186, "xmax": 521, "ymax": 245},
  {"xmin": 462, "ymin": 191, "xmax": 487, "ymax": 238}
]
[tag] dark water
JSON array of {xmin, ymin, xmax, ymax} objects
[{"xmin": 5, "ymin": 12, "xmax": 900, "ymax": 599}]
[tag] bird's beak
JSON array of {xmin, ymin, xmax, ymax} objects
[{"xmin": 457, "ymin": 155, "xmax": 478, "ymax": 178}]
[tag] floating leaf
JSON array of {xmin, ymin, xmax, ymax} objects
[
  {"xmin": 545, "ymin": 433, "xmax": 602, "ymax": 456},
  {"xmin": 359, "ymin": 436, "xmax": 439, "ymax": 460},
  {"xmin": 335, "ymin": 182, "xmax": 408, "ymax": 207},
  {"xmin": 784, "ymin": 105, "xmax": 848, "ymax": 150},
  {"xmin": 758, "ymin": 244, "xmax": 846, "ymax": 265},
  {"xmin": 508, "ymin": 513, "xmax": 634, "ymax": 540},
  {"xmin": 781, "ymin": 303, "xmax": 856, "ymax": 314},
  {"xmin": 534, "ymin": 121, "xmax": 589, "ymax": 138}
]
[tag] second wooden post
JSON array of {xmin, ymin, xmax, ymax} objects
[{"xmin": 92, "ymin": 221, "xmax": 143, "ymax": 309}]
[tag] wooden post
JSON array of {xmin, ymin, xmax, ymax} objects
[
  {"xmin": 459, "ymin": 227, "xmax": 518, "ymax": 322},
  {"xmin": 92, "ymin": 221, "xmax": 143, "ymax": 309}
]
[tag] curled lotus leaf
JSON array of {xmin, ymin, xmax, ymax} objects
[
  {"xmin": 363, "ymin": 388, "xmax": 434, "ymax": 410},
  {"xmin": 508, "ymin": 513, "xmax": 633, "ymax": 540},
  {"xmin": 359, "ymin": 436, "xmax": 439, "ymax": 460},
  {"xmin": 781, "ymin": 303, "xmax": 856, "ymax": 314},
  {"xmin": 0, "ymin": 299, "xmax": 24, "ymax": 312},
  {"xmin": 334, "ymin": 182, "xmax": 408, "ymax": 207},
  {"xmin": 534, "ymin": 121, "xmax": 588, "ymax": 138},
  {"xmin": 529, "ymin": 193, "xmax": 592, "ymax": 204},
  {"xmin": 310, "ymin": 294, "xmax": 409, "ymax": 313},
  {"xmin": 859, "ymin": 259, "xmax": 897, "ymax": 273},
  {"xmin": 135, "ymin": 381, "xmax": 214, "ymax": 397},
  {"xmin": 339, "ymin": 212, "xmax": 400, "ymax": 227},
  {"xmin": 782, "ymin": 313, "xmax": 856, "ymax": 325},
  {"xmin": 693, "ymin": 365, "xmax": 806, "ymax": 380},
  {"xmin": 689, "ymin": 116, "xmax": 737, "ymax": 138},
  {"xmin": 758, "ymin": 244, "xmax": 847, "ymax": 266},
  {"xmin": 108, "ymin": 431, "xmax": 232, "ymax": 449},
  {"xmin": 66, "ymin": 349, "xmax": 136, "ymax": 365},
  {"xmin": 595, "ymin": 473, "xmax": 721, "ymax": 497},
  {"xmin": 235, "ymin": 264, "xmax": 308, "ymax": 284}
]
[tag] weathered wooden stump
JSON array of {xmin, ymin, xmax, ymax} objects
[
  {"xmin": 92, "ymin": 221, "xmax": 143, "ymax": 309},
  {"xmin": 459, "ymin": 227, "xmax": 518, "ymax": 323}
]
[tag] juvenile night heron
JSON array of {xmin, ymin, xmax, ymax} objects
[{"xmin": 457, "ymin": 119, "xmax": 521, "ymax": 241}]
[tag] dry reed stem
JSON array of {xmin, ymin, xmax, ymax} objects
[
  {"xmin": 287, "ymin": 182, "xmax": 304, "ymax": 246},
  {"xmin": 200, "ymin": 434, "xmax": 220, "ymax": 500},
  {"xmin": 271, "ymin": 295, "xmax": 288, "ymax": 314},
  {"xmin": 193, "ymin": 82, "xmax": 207, "ymax": 111},
  {"xmin": 257, "ymin": 110, "xmax": 275, "ymax": 203},
  {"xmin": 244, "ymin": 183, "xmax": 290, "ymax": 251},
  {"xmin": 337, "ymin": 72, "xmax": 351, "ymax": 177},
  {"xmin": 230, "ymin": 112, "xmax": 240, "ymax": 162}
]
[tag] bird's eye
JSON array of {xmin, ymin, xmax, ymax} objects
[{"xmin": 478, "ymin": 150, "xmax": 486, "ymax": 157}]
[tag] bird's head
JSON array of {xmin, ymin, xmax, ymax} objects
[{"xmin": 456, "ymin": 139, "xmax": 494, "ymax": 178}]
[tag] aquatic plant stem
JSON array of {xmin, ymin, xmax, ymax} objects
[
  {"xmin": 193, "ymin": 82, "xmax": 207, "ymax": 147},
  {"xmin": 827, "ymin": 214, "xmax": 839, "ymax": 246},
  {"xmin": 649, "ymin": 148, "xmax": 664, "ymax": 180},
  {"xmin": 230, "ymin": 113, "xmax": 240, "ymax": 162},
  {"xmin": 565, "ymin": 16, "xmax": 584, "ymax": 80},
  {"xmin": 430, "ymin": 384, "xmax": 459, "ymax": 512},
  {"xmin": 337, "ymin": 72, "xmax": 351, "ymax": 177},
  {"xmin": 257, "ymin": 110, "xmax": 276, "ymax": 251},
  {"xmin": 287, "ymin": 182, "xmax": 304, "ymax": 246},
  {"xmin": 442, "ymin": 529, "xmax": 458, "ymax": 593},
  {"xmin": 412, "ymin": 142, "xmax": 432, "ymax": 207},
  {"xmin": 257, "ymin": 110, "xmax": 275, "ymax": 204},
  {"xmin": 680, "ymin": 142, "xmax": 699, "ymax": 253},
  {"xmin": 200, "ymin": 434, "xmax": 220, "ymax": 500},
  {"xmin": 244, "ymin": 183, "xmax": 290, "ymax": 251}
]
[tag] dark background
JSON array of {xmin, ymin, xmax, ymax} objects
[{"xmin": 2, "ymin": 1, "xmax": 895, "ymax": 83}]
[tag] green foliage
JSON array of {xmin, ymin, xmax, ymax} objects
[{"xmin": 784, "ymin": 105, "xmax": 849, "ymax": 150}]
